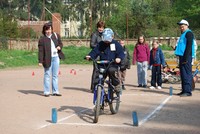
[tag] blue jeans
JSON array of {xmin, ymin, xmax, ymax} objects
[
  {"xmin": 137, "ymin": 61, "xmax": 148, "ymax": 85},
  {"xmin": 44, "ymin": 56, "xmax": 60, "ymax": 95}
]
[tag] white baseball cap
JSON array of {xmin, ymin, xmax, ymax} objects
[{"xmin": 177, "ymin": 19, "xmax": 189, "ymax": 26}]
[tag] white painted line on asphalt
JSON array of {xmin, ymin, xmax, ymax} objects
[
  {"xmin": 123, "ymin": 93, "xmax": 162, "ymax": 96},
  {"xmin": 139, "ymin": 96, "xmax": 172, "ymax": 126},
  {"xmin": 37, "ymin": 94, "xmax": 172, "ymax": 129},
  {"xmin": 37, "ymin": 106, "xmax": 94, "ymax": 130},
  {"xmin": 58, "ymin": 122, "xmax": 133, "ymax": 128}
]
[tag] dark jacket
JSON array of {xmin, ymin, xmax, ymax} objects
[
  {"xmin": 120, "ymin": 46, "xmax": 131, "ymax": 70},
  {"xmin": 89, "ymin": 39, "xmax": 125, "ymax": 65},
  {"xmin": 150, "ymin": 47, "xmax": 165, "ymax": 67},
  {"xmin": 38, "ymin": 33, "xmax": 63, "ymax": 68},
  {"xmin": 90, "ymin": 30, "xmax": 103, "ymax": 49}
]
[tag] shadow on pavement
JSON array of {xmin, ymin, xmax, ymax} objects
[
  {"xmin": 63, "ymin": 86, "xmax": 91, "ymax": 93},
  {"xmin": 18, "ymin": 89, "xmax": 43, "ymax": 96},
  {"xmin": 140, "ymin": 89, "xmax": 170, "ymax": 95},
  {"xmin": 58, "ymin": 105, "xmax": 94, "ymax": 123}
]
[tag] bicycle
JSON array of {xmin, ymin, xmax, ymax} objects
[
  {"xmin": 87, "ymin": 58, "xmax": 121, "ymax": 123},
  {"xmin": 161, "ymin": 68, "xmax": 181, "ymax": 84},
  {"xmin": 192, "ymin": 63, "xmax": 200, "ymax": 90}
]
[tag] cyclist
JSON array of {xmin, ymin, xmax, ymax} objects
[{"xmin": 86, "ymin": 28, "xmax": 125, "ymax": 93}]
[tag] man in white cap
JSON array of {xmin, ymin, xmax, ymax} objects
[
  {"xmin": 175, "ymin": 19, "xmax": 195, "ymax": 97},
  {"xmin": 86, "ymin": 28, "xmax": 125, "ymax": 93}
]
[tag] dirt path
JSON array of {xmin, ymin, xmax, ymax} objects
[{"xmin": 0, "ymin": 65, "xmax": 200, "ymax": 134}]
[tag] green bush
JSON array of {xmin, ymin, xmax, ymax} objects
[{"xmin": 0, "ymin": 36, "xmax": 8, "ymax": 50}]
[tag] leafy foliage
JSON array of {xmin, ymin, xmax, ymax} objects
[{"xmin": 0, "ymin": 0, "xmax": 200, "ymax": 39}]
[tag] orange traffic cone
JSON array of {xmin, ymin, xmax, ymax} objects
[{"xmin": 32, "ymin": 71, "xmax": 35, "ymax": 76}]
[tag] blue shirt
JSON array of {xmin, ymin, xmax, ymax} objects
[
  {"xmin": 175, "ymin": 29, "xmax": 194, "ymax": 58},
  {"xmin": 89, "ymin": 39, "xmax": 125, "ymax": 63}
]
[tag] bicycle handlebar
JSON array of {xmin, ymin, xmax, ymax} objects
[{"xmin": 84, "ymin": 56, "xmax": 115, "ymax": 72}]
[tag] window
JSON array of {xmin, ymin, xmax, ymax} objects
[{"xmin": 65, "ymin": 28, "xmax": 69, "ymax": 37}]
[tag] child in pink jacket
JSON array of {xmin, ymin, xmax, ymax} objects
[{"xmin": 133, "ymin": 35, "xmax": 150, "ymax": 88}]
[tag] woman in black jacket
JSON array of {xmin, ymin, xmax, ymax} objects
[
  {"xmin": 89, "ymin": 21, "xmax": 105, "ymax": 92},
  {"xmin": 38, "ymin": 22, "xmax": 64, "ymax": 97}
]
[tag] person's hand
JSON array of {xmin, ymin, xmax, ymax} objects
[
  {"xmin": 85, "ymin": 55, "xmax": 91, "ymax": 60},
  {"xmin": 115, "ymin": 58, "xmax": 121, "ymax": 63},
  {"xmin": 38, "ymin": 63, "xmax": 42, "ymax": 67},
  {"xmin": 148, "ymin": 65, "xmax": 152, "ymax": 70},
  {"xmin": 56, "ymin": 46, "xmax": 61, "ymax": 50}
]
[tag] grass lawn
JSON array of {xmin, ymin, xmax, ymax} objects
[{"xmin": 0, "ymin": 44, "xmax": 199, "ymax": 69}]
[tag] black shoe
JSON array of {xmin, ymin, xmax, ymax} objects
[
  {"xmin": 52, "ymin": 93, "xmax": 62, "ymax": 96},
  {"xmin": 176, "ymin": 92, "xmax": 183, "ymax": 96},
  {"xmin": 138, "ymin": 84, "xmax": 142, "ymax": 87},
  {"xmin": 180, "ymin": 93, "xmax": 192, "ymax": 97},
  {"xmin": 143, "ymin": 85, "xmax": 147, "ymax": 88}
]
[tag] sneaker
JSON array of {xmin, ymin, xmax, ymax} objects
[
  {"xmin": 138, "ymin": 84, "xmax": 142, "ymax": 87},
  {"xmin": 52, "ymin": 93, "xmax": 62, "ymax": 96},
  {"xmin": 157, "ymin": 86, "xmax": 162, "ymax": 90},
  {"xmin": 44, "ymin": 94, "xmax": 50, "ymax": 97},
  {"xmin": 149, "ymin": 86, "xmax": 155, "ymax": 89}
]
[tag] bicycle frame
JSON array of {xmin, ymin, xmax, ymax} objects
[
  {"xmin": 86, "ymin": 57, "xmax": 121, "ymax": 123},
  {"xmin": 92, "ymin": 60, "xmax": 114, "ymax": 105}
]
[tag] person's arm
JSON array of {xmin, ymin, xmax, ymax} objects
[
  {"xmin": 114, "ymin": 42, "xmax": 125, "ymax": 63},
  {"xmin": 126, "ymin": 48, "xmax": 131, "ymax": 69},
  {"xmin": 146, "ymin": 44, "xmax": 150, "ymax": 64},
  {"xmin": 88, "ymin": 44, "xmax": 100, "ymax": 59},
  {"xmin": 90, "ymin": 32, "xmax": 97, "ymax": 49},
  {"xmin": 126, "ymin": 48, "xmax": 131, "ymax": 60},
  {"xmin": 183, "ymin": 31, "xmax": 193, "ymax": 63},
  {"xmin": 160, "ymin": 49, "xmax": 166, "ymax": 67},
  {"xmin": 56, "ymin": 33, "xmax": 63, "ymax": 50},
  {"xmin": 132, "ymin": 46, "xmax": 137, "ymax": 65},
  {"xmin": 149, "ymin": 50, "xmax": 153, "ymax": 66},
  {"xmin": 38, "ymin": 37, "xmax": 44, "ymax": 66}
]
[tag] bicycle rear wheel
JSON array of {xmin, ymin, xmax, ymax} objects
[
  {"xmin": 93, "ymin": 86, "xmax": 102, "ymax": 123},
  {"xmin": 109, "ymin": 89, "xmax": 120, "ymax": 114}
]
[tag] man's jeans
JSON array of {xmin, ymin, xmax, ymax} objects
[{"xmin": 44, "ymin": 56, "xmax": 60, "ymax": 95}]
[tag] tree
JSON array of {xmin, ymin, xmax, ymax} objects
[
  {"xmin": 0, "ymin": 12, "xmax": 19, "ymax": 38},
  {"xmin": 173, "ymin": 0, "xmax": 200, "ymax": 38}
]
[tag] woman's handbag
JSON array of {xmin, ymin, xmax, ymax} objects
[{"xmin": 58, "ymin": 50, "xmax": 65, "ymax": 60}]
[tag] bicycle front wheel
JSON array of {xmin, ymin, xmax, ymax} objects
[
  {"xmin": 168, "ymin": 76, "xmax": 178, "ymax": 84},
  {"xmin": 109, "ymin": 90, "xmax": 120, "ymax": 114},
  {"xmin": 93, "ymin": 86, "xmax": 102, "ymax": 123}
]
